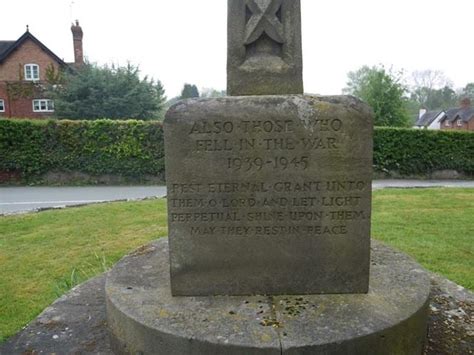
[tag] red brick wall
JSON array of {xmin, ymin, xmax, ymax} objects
[
  {"xmin": 0, "ymin": 85, "xmax": 54, "ymax": 119},
  {"xmin": 0, "ymin": 82, "xmax": 7, "ymax": 117},
  {"xmin": 0, "ymin": 39, "xmax": 61, "ymax": 81},
  {"xmin": 440, "ymin": 120, "xmax": 451, "ymax": 130},
  {"xmin": 0, "ymin": 39, "xmax": 60, "ymax": 118},
  {"xmin": 452, "ymin": 119, "xmax": 465, "ymax": 131},
  {"xmin": 440, "ymin": 119, "xmax": 474, "ymax": 131},
  {"xmin": 11, "ymin": 97, "xmax": 53, "ymax": 118},
  {"xmin": 459, "ymin": 121, "xmax": 468, "ymax": 130}
]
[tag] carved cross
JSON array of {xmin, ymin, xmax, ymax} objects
[
  {"xmin": 245, "ymin": 0, "xmax": 284, "ymax": 45},
  {"xmin": 228, "ymin": 0, "xmax": 303, "ymax": 95}
]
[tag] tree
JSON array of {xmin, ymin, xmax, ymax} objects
[
  {"xmin": 200, "ymin": 87, "xmax": 226, "ymax": 98},
  {"xmin": 49, "ymin": 63, "xmax": 166, "ymax": 120},
  {"xmin": 180, "ymin": 84, "xmax": 199, "ymax": 99},
  {"xmin": 410, "ymin": 86, "xmax": 457, "ymax": 110},
  {"xmin": 411, "ymin": 70, "xmax": 451, "ymax": 92},
  {"xmin": 344, "ymin": 65, "xmax": 410, "ymax": 127},
  {"xmin": 410, "ymin": 70, "xmax": 455, "ymax": 109},
  {"xmin": 425, "ymin": 86, "xmax": 456, "ymax": 110},
  {"xmin": 459, "ymin": 83, "xmax": 474, "ymax": 102}
]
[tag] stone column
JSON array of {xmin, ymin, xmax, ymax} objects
[{"xmin": 227, "ymin": 0, "xmax": 303, "ymax": 95}]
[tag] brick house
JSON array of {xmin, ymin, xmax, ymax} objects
[
  {"xmin": 0, "ymin": 21, "xmax": 84, "ymax": 118},
  {"xmin": 414, "ymin": 109, "xmax": 445, "ymax": 130},
  {"xmin": 439, "ymin": 98, "xmax": 474, "ymax": 131}
]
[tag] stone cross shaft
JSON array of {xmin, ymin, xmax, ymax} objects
[
  {"xmin": 245, "ymin": 0, "xmax": 284, "ymax": 45},
  {"xmin": 227, "ymin": 0, "xmax": 303, "ymax": 96}
]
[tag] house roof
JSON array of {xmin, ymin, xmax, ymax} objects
[
  {"xmin": 415, "ymin": 110, "xmax": 444, "ymax": 127},
  {"xmin": 441, "ymin": 107, "xmax": 474, "ymax": 123},
  {"xmin": 0, "ymin": 31, "xmax": 67, "ymax": 67},
  {"xmin": 0, "ymin": 41, "xmax": 15, "ymax": 57},
  {"xmin": 454, "ymin": 108, "xmax": 474, "ymax": 123},
  {"xmin": 440, "ymin": 108, "xmax": 462, "ymax": 123}
]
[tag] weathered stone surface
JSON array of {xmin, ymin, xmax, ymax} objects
[
  {"xmin": 3, "ymin": 238, "xmax": 471, "ymax": 354},
  {"xmin": 0, "ymin": 276, "xmax": 112, "ymax": 354},
  {"xmin": 164, "ymin": 95, "xmax": 373, "ymax": 296},
  {"xmin": 106, "ymin": 240, "xmax": 280, "ymax": 355},
  {"xmin": 227, "ymin": 0, "xmax": 303, "ymax": 95},
  {"xmin": 105, "ymin": 238, "xmax": 431, "ymax": 355}
]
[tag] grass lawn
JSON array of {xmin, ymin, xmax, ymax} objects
[
  {"xmin": 372, "ymin": 188, "xmax": 473, "ymax": 291},
  {"xmin": 0, "ymin": 188, "xmax": 472, "ymax": 342},
  {"xmin": 0, "ymin": 199, "xmax": 168, "ymax": 343}
]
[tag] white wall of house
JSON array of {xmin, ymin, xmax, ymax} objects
[
  {"xmin": 428, "ymin": 112, "xmax": 445, "ymax": 130},
  {"xmin": 413, "ymin": 110, "xmax": 444, "ymax": 130}
]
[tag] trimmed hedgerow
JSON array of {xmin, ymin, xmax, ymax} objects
[
  {"xmin": 0, "ymin": 120, "xmax": 472, "ymax": 182},
  {"xmin": 0, "ymin": 119, "xmax": 164, "ymax": 181},
  {"xmin": 373, "ymin": 127, "xmax": 473, "ymax": 175}
]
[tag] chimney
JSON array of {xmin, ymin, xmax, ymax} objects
[
  {"xmin": 71, "ymin": 20, "xmax": 84, "ymax": 66},
  {"xmin": 460, "ymin": 97, "xmax": 471, "ymax": 109},
  {"xmin": 418, "ymin": 108, "xmax": 427, "ymax": 119}
]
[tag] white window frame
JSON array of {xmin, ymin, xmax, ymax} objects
[
  {"xmin": 24, "ymin": 64, "xmax": 40, "ymax": 81},
  {"xmin": 444, "ymin": 120, "xmax": 450, "ymax": 127},
  {"xmin": 457, "ymin": 119, "xmax": 463, "ymax": 127},
  {"xmin": 32, "ymin": 99, "xmax": 54, "ymax": 113},
  {"xmin": 0, "ymin": 99, "xmax": 4, "ymax": 112}
]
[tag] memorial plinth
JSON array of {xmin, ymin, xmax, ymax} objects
[
  {"xmin": 106, "ymin": 238, "xmax": 430, "ymax": 355},
  {"xmin": 105, "ymin": 0, "xmax": 430, "ymax": 353},
  {"xmin": 164, "ymin": 95, "xmax": 373, "ymax": 296}
]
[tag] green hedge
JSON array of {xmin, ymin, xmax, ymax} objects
[
  {"xmin": 0, "ymin": 119, "xmax": 165, "ymax": 181},
  {"xmin": 0, "ymin": 120, "xmax": 473, "ymax": 183},
  {"xmin": 374, "ymin": 127, "xmax": 473, "ymax": 175}
]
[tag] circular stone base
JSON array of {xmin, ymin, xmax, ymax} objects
[{"xmin": 106, "ymin": 239, "xmax": 430, "ymax": 355}]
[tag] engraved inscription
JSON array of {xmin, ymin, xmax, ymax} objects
[
  {"xmin": 188, "ymin": 118, "xmax": 343, "ymax": 172},
  {"xmin": 168, "ymin": 179, "xmax": 370, "ymax": 238},
  {"xmin": 164, "ymin": 96, "xmax": 373, "ymax": 295},
  {"xmin": 227, "ymin": 156, "xmax": 309, "ymax": 171}
]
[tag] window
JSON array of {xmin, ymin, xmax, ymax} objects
[
  {"xmin": 445, "ymin": 120, "xmax": 450, "ymax": 127},
  {"xmin": 32, "ymin": 99, "xmax": 54, "ymax": 112},
  {"xmin": 457, "ymin": 119, "xmax": 463, "ymax": 127},
  {"xmin": 24, "ymin": 64, "xmax": 39, "ymax": 81},
  {"xmin": 0, "ymin": 99, "xmax": 4, "ymax": 112}
]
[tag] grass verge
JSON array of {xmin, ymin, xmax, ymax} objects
[
  {"xmin": 372, "ymin": 188, "xmax": 473, "ymax": 290},
  {"xmin": 0, "ymin": 198, "xmax": 168, "ymax": 342},
  {"xmin": 0, "ymin": 188, "xmax": 472, "ymax": 342}
]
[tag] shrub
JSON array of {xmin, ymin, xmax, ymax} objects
[
  {"xmin": 0, "ymin": 120, "xmax": 472, "ymax": 183},
  {"xmin": 0, "ymin": 119, "xmax": 164, "ymax": 182},
  {"xmin": 374, "ymin": 128, "xmax": 474, "ymax": 175}
]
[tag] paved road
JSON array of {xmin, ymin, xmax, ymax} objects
[
  {"xmin": 1, "ymin": 180, "xmax": 473, "ymax": 215},
  {"xmin": 0, "ymin": 186, "xmax": 167, "ymax": 215},
  {"xmin": 372, "ymin": 179, "xmax": 474, "ymax": 190}
]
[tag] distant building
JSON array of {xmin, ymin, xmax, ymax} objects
[
  {"xmin": 414, "ymin": 109, "xmax": 444, "ymax": 130},
  {"xmin": 0, "ymin": 21, "xmax": 84, "ymax": 118},
  {"xmin": 439, "ymin": 98, "xmax": 474, "ymax": 131}
]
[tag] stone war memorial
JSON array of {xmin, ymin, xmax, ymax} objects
[{"xmin": 105, "ymin": 0, "xmax": 431, "ymax": 353}]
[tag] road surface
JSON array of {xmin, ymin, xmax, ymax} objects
[
  {"xmin": 0, "ymin": 186, "xmax": 167, "ymax": 215},
  {"xmin": 1, "ymin": 180, "xmax": 473, "ymax": 215}
]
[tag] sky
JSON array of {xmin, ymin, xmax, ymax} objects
[{"xmin": 1, "ymin": 0, "xmax": 473, "ymax": 99}]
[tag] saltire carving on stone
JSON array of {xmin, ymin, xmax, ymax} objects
[
  {"xmin": 227, "ymin": 0, "xmax": 303, "ymax": 95},
  {"xmin": 245, "ymin": 0, "xmax": 284, "ymax": 45}
]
